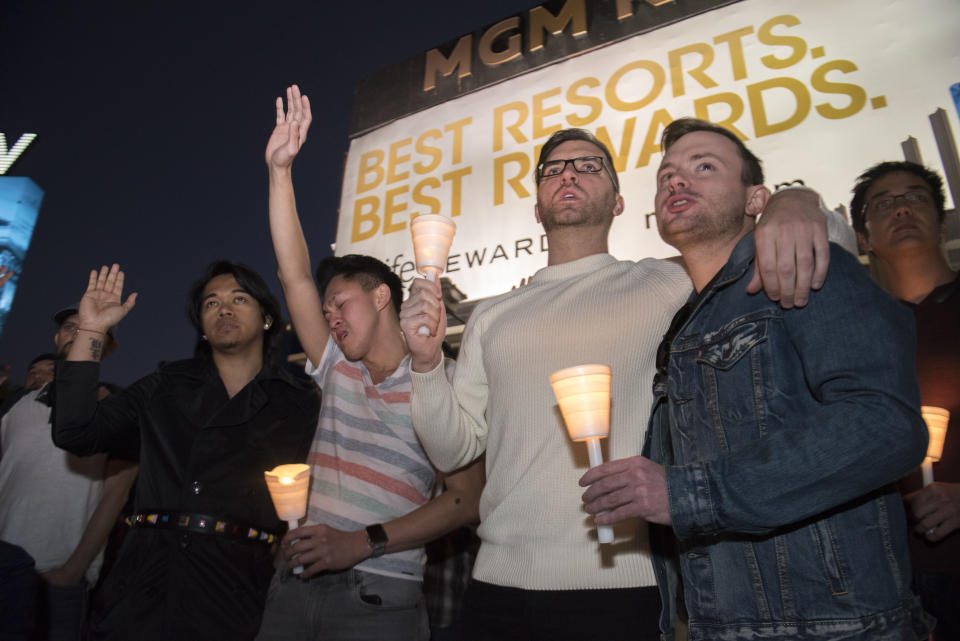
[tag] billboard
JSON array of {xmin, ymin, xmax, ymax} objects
[
  {"xmin": 0, "ymin": 176, "xmax": 43, "ymax": 337},
  {"xmin": 338, "ymin": 0, "xmax": 960, "ymax": 301}
]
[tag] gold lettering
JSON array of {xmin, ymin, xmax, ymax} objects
[
  {"xmin": 350, "ymin": 196, "xmax": 380, "ymax": 242},
  {"xmin": 758, "ymin": 15, "xmax": 806, "ymax": 70},
  {"xmin": 383, "ymin": 186, "xmax": 409, "ymax": 234},
  {"xmin": 566, "ymin": 77, "xmax": 603, "ymax": 126},
  {"xmin": 356, "ymin": 149, "xmax": 385, "ymax": 193},
  {"xmin": 533, "ymin": 87, "xmax": 563, "ymax": 139},
  {"xmin": 414, "ymin": 130, "xmax": 442, "ymax": 174},
  {"xmin": 494, "ymin": 152, "xmax": 531, "ymax": 205},
  {"xmin": 595, "ymin": 118, "xmax": 636, "ymax": 172},
  {"xmin": 747, "ymin": 77, "xmax": 811, "ymax": 137},
  {"xmin": 494, "ymin": 102, "xmax": 529, "ymax": 152},
  {"xmin": 479, "ymin": 17, "xmax": 522, "ymax": 66},
  {"xmin": 606, "ymin": 59, "xmax": 666, "ymax": 111},
  {"xmin": 445, "ymin": 117, "xmax": 473, "ymax": 164},
  {"xmin": 387, "ymin": 138, "xmax": 412, "ymax": 185},
  {"xmin": 529, "ymin": 0, "xmax": 587, "ymax": 52},
  {"xmin": 713, "ymin": 26, "xmax": 754, "ymax": 81},
  {"xmin": 811, "ymin": 60, "xmax": 867, "ymax": 119},
  {"xmin": 693, "ymin": 92, "xmax": 748, "ymax": 139},
  {"xmin": 667, "ymin": 42, "xmax": 717, "ymax": 98},
  {"xmin": 412, "ymin": 177, "xmax": 442, "ymax": 214},
  {"xmin": 423, "ymin": 36, "xmax": 472, "ymax": 92},
  {"xmin": 442, "ymin": 167, "xmax": 472, "ymax": 217},
  {"xmin": 635, "ymin": 108, "xmax": 675, "ymax": 169}
]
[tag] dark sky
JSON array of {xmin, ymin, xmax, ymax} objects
[{"xmin": 0, "ymin": 0, "xmax": 537, "ymax": 385}]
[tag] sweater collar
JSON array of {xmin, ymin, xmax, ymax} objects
[{"xmin": 529, "ymin": 253, "xmax": 618, "ymax": 284}]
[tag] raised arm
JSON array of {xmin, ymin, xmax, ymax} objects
[
  {"xmin": 66, "ymin": 264, "xmax": 137, "ymax": 363},
  {"xmin": 266, "ymin": 84, "xmax": 329, "ymax": 364},
  {"xmin": 54, "ymin": 264, "xmax": 141, "ymax": 457}
]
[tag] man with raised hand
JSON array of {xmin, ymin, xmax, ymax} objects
[
  {"xmin": 581, "ymin": 119, "xmax": 932, "ymax": 640},
  {"xmin": 400, "ymin": 124, "xmax": 836, "ymax": 641},
  {"xmin": 255, "ymin": 85, "xmax": 482, "ymax": 641},
  {"xmin": 0, "ymin": 306, "xmax": 135, "ymax": 641},
  {"xmin": 53, "ymin": 262, "xmax": 319, "ymax": 640}
]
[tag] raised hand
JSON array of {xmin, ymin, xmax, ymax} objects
[
  {"xmin": 265, "ymin": 84, "xmax": 312, "ymax": 170},
  {"xmin": 77, "ymin": 264, "xmax": 138, "ymax": 333}
]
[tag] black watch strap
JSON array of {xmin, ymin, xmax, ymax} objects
[{"xmin": 365, "ymin": 523, "xmax": 388, "ymax": 558}]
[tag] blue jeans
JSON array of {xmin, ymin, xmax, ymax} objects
[{"xmin": 255, "ymin": 568, "xmax": 428, "ymax": 641}]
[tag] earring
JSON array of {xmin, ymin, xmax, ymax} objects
[
  {"xmin": 264, "ymin": 322, "xmax": 271, "ymax": 330},
  {"xmin": 201, "ymin": 335, "xmax": 207, "ymax": 341}
]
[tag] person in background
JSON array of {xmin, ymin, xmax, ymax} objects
[
  {"xmin": 851, "ymin": 160, "xmax": 960, "ymax": 639},
  {"xmin": 0, "ymin": 305, "xmax": 136, "ymax": 641}
]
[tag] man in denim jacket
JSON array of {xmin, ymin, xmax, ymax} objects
[{"xmin": 581, "ymin": 118, "xmax": 933, "ymax": 640}]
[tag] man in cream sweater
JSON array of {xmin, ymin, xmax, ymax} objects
[{"xmin": 399, "ymin": 128, "xmax": 833, "ymax": 640}]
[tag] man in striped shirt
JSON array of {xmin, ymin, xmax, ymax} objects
[{"xmin": 255, "ymin": 85, "xmax": 482, "ymax": 641}]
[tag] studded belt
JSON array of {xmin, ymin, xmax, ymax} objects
[{"xmin": 128, "ymin": 510, "xmax": 280, "ymax": 545}]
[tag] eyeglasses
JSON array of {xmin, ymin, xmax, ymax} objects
[
  {"xmin": 865, "ymin": 191, "xmax": 932, "ymax": 216},
  {"xmin": 537, "ymin": 156, "xmax": 607, "ymax": 182}
]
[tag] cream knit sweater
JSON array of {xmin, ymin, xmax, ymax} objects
[{"xmin": 410, "ymin": 253, "xmax": 691, "ymax": 590}]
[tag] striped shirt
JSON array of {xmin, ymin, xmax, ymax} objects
[{"xmin": 306, "ymin": 337, "xmax": 449, "ymax": 580}]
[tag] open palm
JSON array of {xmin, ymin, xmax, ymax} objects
[
  {"xmin": 78, "ymin": 264, "xmax": 138, "ymax": 331},
  {"xmin": 265, "ymin": 84, "xmax": 312, "ymax": 169}
]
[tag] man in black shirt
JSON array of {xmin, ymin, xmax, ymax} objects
[{"xmin": 53, "ymin": 261, "xmax": 320, "ymax": 641}]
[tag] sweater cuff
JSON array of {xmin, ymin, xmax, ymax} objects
[{"xmin": 409, "ymin": 358, "xmax": 447, "ymax": 385}]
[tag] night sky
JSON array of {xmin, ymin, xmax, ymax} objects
[{"xmin": 0, "ymin": 0, "xmax": 537, "ymax": 385}]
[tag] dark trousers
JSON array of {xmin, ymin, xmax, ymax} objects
[
  {"xmin": 915, "ymin": 570, "xmax": 960, "ymax": 641},
  {"xmin": 456, "ymin": 580, "xmax": 662, "ymax": 641},
  {"xmin": 0, "ymin": 542, "xmax": 38, "ymax": 641}
]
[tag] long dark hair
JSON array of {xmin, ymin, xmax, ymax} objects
[{"xmin": 185, "ymin": 260, "xmax": 283, "ymax": 363}]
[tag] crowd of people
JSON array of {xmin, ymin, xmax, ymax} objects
[{"xmin": 0, "ymin": 84, "xmax": 956, "ymax": 641}]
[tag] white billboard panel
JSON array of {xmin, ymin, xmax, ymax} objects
[{"xmin": 337, "ymin": 0, "xmax": 960, "ymax": 300}]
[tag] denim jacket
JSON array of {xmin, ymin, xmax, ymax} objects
[{"xmin": 646, "ymin": 233, "xmax": 933, "ymax": 641}]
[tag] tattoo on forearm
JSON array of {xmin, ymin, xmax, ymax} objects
[{"xmin": 89, "ymin": 338, "xmax": 103, "ymax": 360}]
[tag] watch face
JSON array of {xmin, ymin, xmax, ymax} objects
[{"xmin": 366, "ymin": 524, "xmax": 388, "ymax": 557}]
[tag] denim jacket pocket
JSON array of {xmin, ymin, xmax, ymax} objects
[{"xmin": 670, "ymin": 311, "xmax": 776, "ymax": 461}]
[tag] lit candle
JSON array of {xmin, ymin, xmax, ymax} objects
[
  {"xmin": 921, "ymin": 407, "xmax": 950, "ymax": 487},
  {"xmin": 410, "ymin": 214, "xmax": 456, "ymax": 336},
  {"xmin": 264, "ymin": 463, "xmax": 311, "ymax": 574},
  {"xmin": 550, "ymin": 364, "xmax": 614, "ymax": 544}
]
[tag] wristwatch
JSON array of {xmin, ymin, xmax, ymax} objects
[{"xmin": 365, "ymin": 524, "xmax": 388, "ymax": 558}]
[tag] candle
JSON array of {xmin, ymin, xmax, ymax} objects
[
  {"xmin": 410, "ymin": 214, "xmax": 456, "ymax": 336},
  {"xmin": 264, "ymin": 463, "xmax": 311, "ymax": 574},
  {"xmin": 920, "ymin": 406, "xmax": 950, "ymax": 487},
  {"xmin": 550, "ymin": 364, "xmax": 614, "ymax": 544}
]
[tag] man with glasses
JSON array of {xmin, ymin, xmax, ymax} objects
[
  {"xmin": 851, "ymin": 161, "xmax": 960, "ymax": 639},
  {"xmin": 400, "ymin": 126, "xmax": 837, "ymax": 640},
  {"xmin": 581, "ymin": 120, "xmax": 932, "ymax": 640}
]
